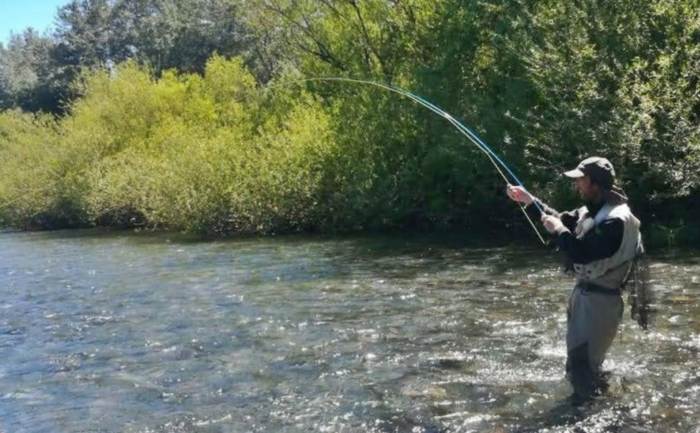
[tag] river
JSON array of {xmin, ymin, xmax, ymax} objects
[{"xmin": 0, "ymin": 230, "xmax": 697, "ymax": 433}]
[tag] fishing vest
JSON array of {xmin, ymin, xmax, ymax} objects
[{"xmin": 572, "ymin": 202, "xmax": 641, "ymax": 289}]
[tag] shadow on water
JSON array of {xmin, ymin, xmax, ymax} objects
[
  {"xmin": 14, "ymin": 228, "xmax": 557, "ymax": 285},
  {"xmin": 514, "ymin": 394, "xmax": 659, "ymax": 433},
  {"xmin": 514, "ymin": 396, "xmax": 609, "ymax": 433}
]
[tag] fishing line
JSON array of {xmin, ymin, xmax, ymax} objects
[{"xmin": 265, "ymin": 77, "xmax": 546, "ymax": 244}]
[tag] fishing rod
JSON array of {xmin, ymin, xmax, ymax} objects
[{"xmin": 265, "ymin": 77, "xmax": 546, "ymax": 244}]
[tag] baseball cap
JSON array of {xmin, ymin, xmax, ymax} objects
[{"xmin": 564, "ymin": 156, "xmax": 615, "ymax": 190}]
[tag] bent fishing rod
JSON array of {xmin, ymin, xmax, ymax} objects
[{"xmin": 266, "ymin": 77, "xmax": 546, "ymax": 244}]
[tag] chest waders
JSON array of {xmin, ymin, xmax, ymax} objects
[{"xmin": 565, "ymin": 203, "xmax": 641, "ymax": 399}]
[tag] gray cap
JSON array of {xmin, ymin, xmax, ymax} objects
[{"xmin": 564, "ymin": 156, "xmax": 615, "ymax": 190}]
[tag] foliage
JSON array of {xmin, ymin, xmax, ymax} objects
[
  {"xmin": 0, "ymin": 0, "xmax": 249, "ymax": 113},
  {"xmin": 0, "ymin": 0, "xmax": 698, "ymax": 244},
  {"xmin": 506, "ymin": 0, "xmax": 700, "ymax": 207},
  {"xmin": 0, "ymin": 29, "xmax": 60, "ymax": 112},
  {"xmin": 0, "ymin": 110, "xmax": 88, "ymax": 228},
  {"xmin": 1, "ymin": 57, "xmax": 338, "ymax": 234}
]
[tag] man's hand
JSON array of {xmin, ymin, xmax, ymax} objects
[
  {"xmin": 541, "ymin": 215, "xmax": 567, "ymax": 234},
  {"xmin": 506, "ymin": 185, "xmax": 534, "ymax": 205}
]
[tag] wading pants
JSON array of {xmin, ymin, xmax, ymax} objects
[{"xmin": 566, "ymin": 283, "xmax": 623, "ymax": 397}]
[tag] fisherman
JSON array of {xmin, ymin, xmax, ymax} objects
[{"xmin": 506, "ymin": 156, "xmax": 643, "ymax": 400}]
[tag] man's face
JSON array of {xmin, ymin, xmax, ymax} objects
[{"xmin": 574, "ymin": 175, "xmax": 600, "ymax": 202}]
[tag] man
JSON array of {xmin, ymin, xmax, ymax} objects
[{"xmin": 506, "ymin": 156, "xmax": 643, "ymax": 400}]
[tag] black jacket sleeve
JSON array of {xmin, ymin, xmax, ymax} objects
[
  {"xmin": 525, "ymin": 199, "xmax": 579, "ymax": 230},
  {"xmin": 525, "ymin": 198, "xmax": 559, "ymax": 220},
  {"xmin": 557, "ymin": 218, "xmax": 624, "ymax": 265}
]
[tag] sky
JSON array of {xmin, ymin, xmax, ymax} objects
[{"xmin": 0, "ymin": 0, "xmax": 70, "ymax": 45}]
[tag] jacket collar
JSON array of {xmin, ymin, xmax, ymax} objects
[{"xmin": 584, "ymin": 199, "xmax": 605, "ymax": 218}]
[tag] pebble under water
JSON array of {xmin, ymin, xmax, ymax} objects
[{"xmin": 0, "ymin": 230, "xmax": 698, "ymax": 433}]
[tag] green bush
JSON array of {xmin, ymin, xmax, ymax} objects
[
  {"xmin": 0, "ymin": 56, "xmax": 339, "ymax": 234},
  {"xmin": 0, "ymin": 110, "xmax": 89, "ymax": 228}
]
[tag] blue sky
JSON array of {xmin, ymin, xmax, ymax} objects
[{"xmin": 0, "ymin": 0, "xmax": 70, "ymax": 45}]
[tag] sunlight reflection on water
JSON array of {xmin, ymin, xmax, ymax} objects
[{"xmin": 0, "ymin": 230, "xmax": 697, "ymax": 433}]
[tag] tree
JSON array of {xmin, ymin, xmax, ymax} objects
[
  {"xmin": 0, "ymin": 29, "xmax": 60, "ymax": 112},
  {"xmin": 108, "ymin": 0, "xmax": 247, "ymax": 74},
  {"xmin": 241, "ymin": 0, "xmax": 439, "ymax": 80}
]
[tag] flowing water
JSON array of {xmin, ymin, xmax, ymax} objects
[{"xmin": 0, "ymin": 230, "xmax": 697, "ymax": 433}]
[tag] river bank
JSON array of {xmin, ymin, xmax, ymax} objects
[{"xmin": 1, "ymin": 218, "xmax": 697, "ymax": 251}]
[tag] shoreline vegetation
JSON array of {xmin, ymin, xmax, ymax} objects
[{"xmin": 1, "ymin": 1, "xmax": 698, "ymax": 249}]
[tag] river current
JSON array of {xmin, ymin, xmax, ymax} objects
[{"xmin": 0, "ymin": 230, "xmax": 697, "ymax": 432}]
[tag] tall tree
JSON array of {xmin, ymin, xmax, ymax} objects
[
  {"xmin": 109, "ymin": 0, "xmax": 247, "ymax": 74},
  {"xmin": 242, "ymin": 0, "xmax": 439, "ymax": 80},
  {"xmin": 0, "ymin": 29, "xmax": 59, "ymax": 112}
]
